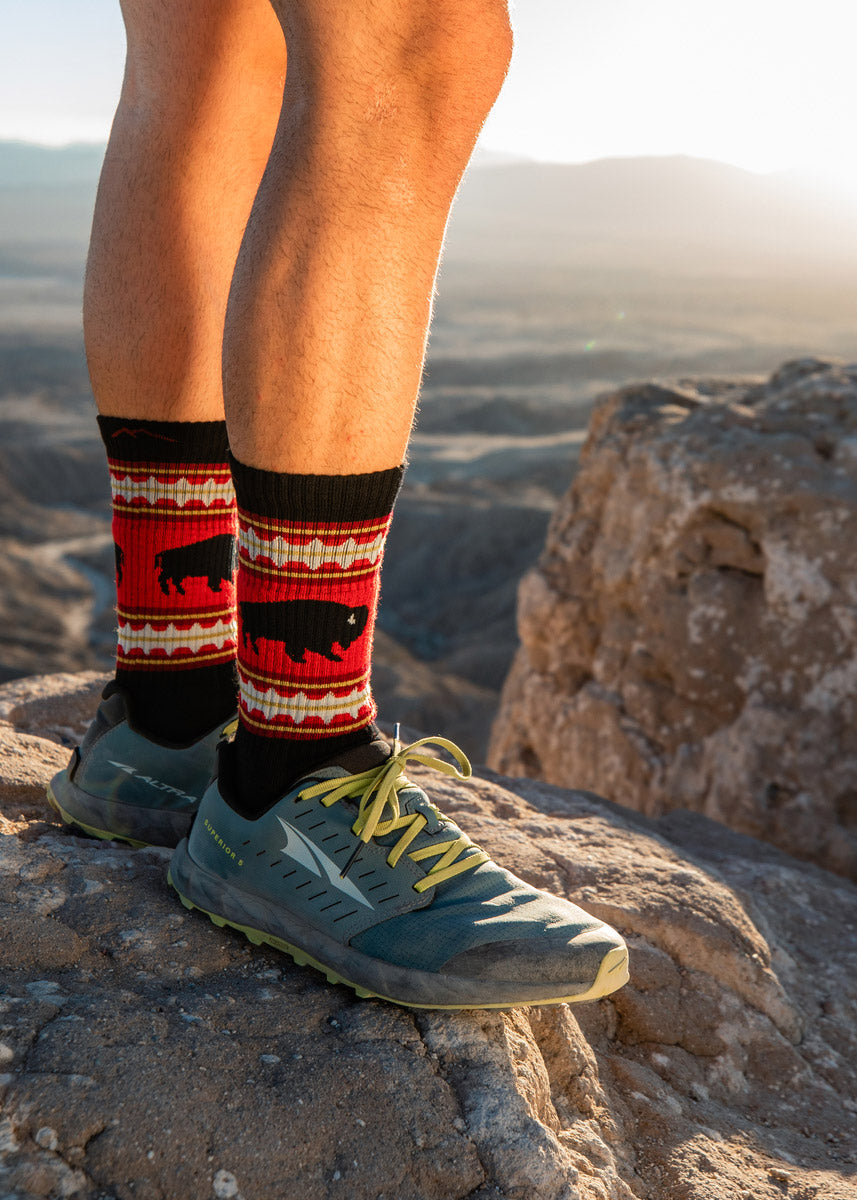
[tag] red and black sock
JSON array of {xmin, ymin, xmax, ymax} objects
[
  {"xmin": 98, "ymin": 416, "xmax": 238, "ymax": 742},
  {"xmin": 230, "ymin": 456, "xmax": 403, "ymax": 812}
]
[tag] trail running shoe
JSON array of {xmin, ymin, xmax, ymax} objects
[
  {"xmin": 168, "ymin": 733, "xmax": 629, "ymax": 1009},
  {"xmin": 46, "ymin": 684, "xmax": 237, "ymax": 848}
]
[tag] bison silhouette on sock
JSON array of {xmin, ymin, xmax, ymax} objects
[
  {"xmin": 155, "ymin": 533, "xmax": 236, "ymax": 595},
  {"xmin": 114, "ymin": 542, "xmax": 124, "ymax": 585},
  {"xmin": 240, "ymin": 599, "xmax": 368, "ymax": 662}
]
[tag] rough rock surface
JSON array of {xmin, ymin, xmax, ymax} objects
[
  {"xmin": 5, "ymin": 676, "xmax": 854, "ymax": 1200},
  {"xmin": 1, "ymin": 672, "xmax": 855, "ymax": 1199},
  {"xmin": 490, "ymin": 358, "xmax": 857, "ymax": 880}
]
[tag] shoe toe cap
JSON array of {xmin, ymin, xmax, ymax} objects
[{"xmin": 438, "ymin": 922, "xmax": 627, "ymax": 987}]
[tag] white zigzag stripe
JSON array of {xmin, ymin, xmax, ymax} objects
[
  {"xmin": 240, "ymin": 526, "xmax": 385, "ymax": 572},
  {"xmin": 111, "ymin": 475, "xmax": 235, "ymax": 508},
  {"xmin": 240, "ymin": 676, "xmax": 372, "ymax": 725},
  {"xmin": 118, "ymin": 618, "xmax": 237, "ymax": 655}
]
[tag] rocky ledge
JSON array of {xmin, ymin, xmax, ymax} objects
[
  {"xmin": 490, "ymin": 358, "xmax": 857, "ymax": 880},
  {"xmin": 0, "ymin": 672, "xmax": 855, "ymax": 1199}
]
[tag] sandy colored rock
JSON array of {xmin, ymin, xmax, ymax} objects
[
  {"xmin": 490, "ymin": 359, "xmax": 857, "ymax": 880},
  {"xmin": 1, "ymin": 671, "xmax": 856, "ymax": 1200},
  {"xmin": 371, "ymin": 629, "xmax": 497, "ymax": 762},
  {"xmin": 0, "ymin": 672, "xmax": 105, "ymax": 832}
]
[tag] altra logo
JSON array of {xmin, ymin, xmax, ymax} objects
[
  {"xmin": 277, "ymin": 817, "xmax": 373, "ymax": 909},
  {"xmin": 108, "ymin": 761, "xmax": 196, "ymax": 802}
]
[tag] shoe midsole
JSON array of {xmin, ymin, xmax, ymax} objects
[
  {"xmin": 169, "ymin": 838, "xmax": 621, "ymax": 1007},
  {"xmin": 48, "ymin": 770, "xmax": 193, "ymax": 849}
]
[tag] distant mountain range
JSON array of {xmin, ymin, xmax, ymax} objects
[
  {"xmin": 1, "ymin": 140, "xmax": 856, "ymax": 272},
  {"xmin": 446, "ymin": 154, "xmax": 857, "ymax": 271},
  {"xmin": 0, "ymin": 141, "xmax": 105, "ymax": 188}
]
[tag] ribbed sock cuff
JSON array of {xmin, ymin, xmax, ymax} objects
[
  {"xmin": 98, "ymin": 416, "xmax": 229, "ymax": 464},
  {"xmin": 229, "ymin": 453, "xmax": 404, "ymax": 521},
  {"xmin": 229, "ymin": 721, "xmax": 383, "ymax": 816},
  {"xmin": 116, "ymin": 661, "xmax": 238, "ymax": 744}
]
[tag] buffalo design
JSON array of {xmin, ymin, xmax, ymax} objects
[
  {"xmin": 240, "ymin": 599, "xmax": 368, "ymax": 662},
  {"xmin": 114, "ymin": 542, "xmax": 124, "ymax": 585},
  {"xmin": 155, "ymin": 533, "xmax": 236, "ymax": 595}
]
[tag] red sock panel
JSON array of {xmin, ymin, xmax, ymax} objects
[
  {"xmin": 230, "ymin": 457, "xmax": 403, "ymax": 809},
  {"xmin": 98, "ymin": 417, "xmax": 238, "ymax": 741}
]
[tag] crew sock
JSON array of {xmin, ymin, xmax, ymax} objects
[
  {"xmin": 230, "ymin": 455, "xmax": 403, "ymax": 814},
  {"xmin": 98, "ymin": 416, "xmax": 238, "ymax": 742}
]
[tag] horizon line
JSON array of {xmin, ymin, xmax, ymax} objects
[{"xmin": 3, "ymin": 138, "xmax": 856, "ymax": 194}]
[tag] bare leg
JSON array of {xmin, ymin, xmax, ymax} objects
[
  {"xmin": 84, "ymin": 0, "xmax": 286, "ymax": 421},
  {"xmin": 60, "ymin": 2, "xmax": 632, "ymax": 1016},
  {"xmin": 81, "ymin": 1, "xmax": 285, "ymax": 746},
  {"xmin": 224, "ymin": 0, "xmax": 513, "ymax": 472}
]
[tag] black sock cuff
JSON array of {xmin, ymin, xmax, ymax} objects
[
  {"xmin": 229, "ymin": 454, "xmax": 404, "ymax": 522},
  {"xmin": 225, "ymin": 722, "xmax": 385, "ymax": 816},
  {"xmin": 97, "ymin": 416, "xmax": 229, "ymax": 464},
  {"xmin": 113, "ymin": 660, "xmax": 237, "ymax": 744}
]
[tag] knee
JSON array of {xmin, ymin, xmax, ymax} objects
[
  {"xmin": 395, "ymin": 2, "xmax": 514, "ymax": 183},
  {"xmin": 280, "ymin": 0, "xmax": 512, "ymax": 151},
  {"xmin": 118, "ymin": 0, "xmax": 285, "ymax": 118},
  {"xmin": 413, "ymin": 0, "xmax": 514, "ymax": 127}
]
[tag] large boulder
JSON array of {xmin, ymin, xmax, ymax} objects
[
  {"xmin": 489, "ymin": 358, "xmax": 857, "ymax": 880},
  {"xmin": 1, "ymin": 671, "xmax": 855, "ymax": 1199}
]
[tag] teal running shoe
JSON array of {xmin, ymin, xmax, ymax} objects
[
  {"xmin": 168, "ymin": 732, "xmax": 629, "ymax": 1009},
  {"xmin": 47, "ymin": 684, "xmax": 237, "ymax": 848}
]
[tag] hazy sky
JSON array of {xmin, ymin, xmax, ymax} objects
[{"xmin": 4, "ymin": 0, "xmax": 857, "ymax": 187}]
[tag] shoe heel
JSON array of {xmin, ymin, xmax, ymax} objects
[{"xmin": 47, "ymin": 769, "xmax": 189, "ymax": 849}]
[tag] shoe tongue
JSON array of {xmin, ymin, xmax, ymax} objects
[
  {"xmin": 299, "ymin": 737, "xmax": 392, "ymax": 785},
  {"xmin": 299, "ymin": 743, "xmax": 455, "ymax": 840}
]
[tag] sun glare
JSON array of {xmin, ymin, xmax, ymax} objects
[
  {"xmin": 481, "ymin": 0, "xmax": 857, "ymax": 193},
  {"xmin": 4, "ymin": 0, "xmax": 857, "ymax": 194}
]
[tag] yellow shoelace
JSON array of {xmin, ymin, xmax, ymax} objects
[{"xmin": 297, "ymin": 734, "xmax": 490, "ymax": 893}]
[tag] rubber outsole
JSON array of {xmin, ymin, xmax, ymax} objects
[
  {"xmin": 167, "ymin": 867, "xmax": 630, "ymax": 1011},
  {"xmin": 45, "ymin": 768, "xmax": 194, "ymax": 849},
  {"xmin": 45, "ymin": 781, "xmax": 150, "ymax": 849}
]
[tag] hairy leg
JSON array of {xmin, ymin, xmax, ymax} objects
[
  {"xmin": 82, "ymin": 2, "xmax": 284, "ymax": 744},
  {"xmin": 68, "ymin": 5, "xmax": 632, "ymax": 1009},
  {"xmin": 84, "ymin": 0, "xmax": 286, "ymax": 421},
  {"xmin": 224, "ymin": 0, "xmax": 513, "ymax": 472},
  {"xmin": 225, "ymin": 0, "xmax": 513, "ymax": 801}
]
